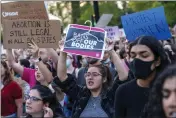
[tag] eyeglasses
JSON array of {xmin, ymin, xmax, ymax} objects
[
  {"xmin": 25, "ymin": 95, "xmax": 42, "ymax": 102},
  {"xmin": 84, "ymin": 72, "xmax": 102, "ymax": 78}
]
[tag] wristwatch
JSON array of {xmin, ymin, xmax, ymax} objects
[{"xmin": 33, "ymin": 57, "xmax": 42, "ymax": 63}]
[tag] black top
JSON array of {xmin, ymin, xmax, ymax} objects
[
  {"xmin": 52, "ymin": 74, "xmax": 120, "ymax": 118},
  {"xmin": 114, "ymin": 79, "xmax": 150, "ymax": 118}
]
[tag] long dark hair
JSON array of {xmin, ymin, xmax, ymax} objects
[
  {"xmin": 19, "ymin": 59, "xmax": 30, "ymax": 68},
  {"xmin": 26, "ymin": 85, "xmax": 63, "ymax": 118},
  {"xmin": 129, "ymin": 36, "xmax": 170, "ymax": 77},
  {"xmin": 1, "ymin": 60, "xmax": 13, "ymax": 85},
  {"xmin": 141, "ymin": 64, "xmax": 176, "ymax": 118}
]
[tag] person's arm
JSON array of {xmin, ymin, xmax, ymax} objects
[
  {"xmin": 15, "ymin": 98, "xmax": 23, "ymax": 117},
  {"xmin": 57, "ymin": 51, "xmax": 67, "ymax": 81},
  {"xmin": 53, "ymin": 41, "xmax": 81, "ymax": 101},
  {"xmin": 46, "ymin": 48, "xmax": 59, "ymax": 64},
  {"xmin": 109, "ymin": 50, "xmax": 128, "ymax": 81},
  {"xmin": 6, "ymin": 49, "xmax": 24, "ymax": 76},
  {"xmin": 36, "ymin": 61, "xmax": 53, "ymax": 83},
  {"xmin": 13, "ymin": 49, "xmax": 20, "ymax": 62},
  {"xmin": 28, "ymin": 41, "xmax": 53, "ymax": 83}
]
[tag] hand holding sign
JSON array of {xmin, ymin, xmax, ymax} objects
[
  {"xmin": 105, "ymin": 38, "xmax": 115, "ymax": 51},
  {"xmin": 63, "ymin": 24, "xmax": 106, "ymax": 59},
  {"xmin": 28, "ymin": 40, "xmax": 39, "ymax": 58},
  {"xmin": 13, "ymin": 49, "xmax": 22, "ymax": 57}
]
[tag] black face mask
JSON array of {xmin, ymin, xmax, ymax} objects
[{"xmin": 130, "ymin": 58, "xmax": 155, "ymax": 80}]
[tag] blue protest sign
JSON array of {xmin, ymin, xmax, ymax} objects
[
  {"xmin": 63, "ymin": 24, "xmax": 106, "ymax": 59},
  {"xmin": 121, "ymin": 6, "xmax": 171, "ymax": 41}
]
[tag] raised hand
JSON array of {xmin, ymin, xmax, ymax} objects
[
  {"xmin": 58, "ymin": 39, "xmax": 65, "ymax": 51},
  {"xmin": 28, "ymin": 40, "xmax": 39, "ymax": 59},
  {"xmin": 13, "ymin": 49, "xmax": 21, "ymax": 57},
  {"xmin": 105, "ymin": 38, "xmax": 115, "ymax": 51}
]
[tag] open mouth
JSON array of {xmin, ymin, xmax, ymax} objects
[
  {"xmin": 88, "ymin": 81, "xmax": 94, "ymax": 86},
  {"xmin": 36, "ymin": 74, "xmax": 40, "ymax": 78},
  {"xmin": 170, "ymin": 112, "xmax": 176, "ymax": 117},
  {"xmin": 26, "ymin": 106, "xmax": 32, "ymax": 110}
]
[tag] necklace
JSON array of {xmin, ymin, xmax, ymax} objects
[{"xmin": 91, "ymin": 96, "xmax": 101, "ymax": 109}]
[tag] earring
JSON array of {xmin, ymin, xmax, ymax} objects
[{"xmin": 103, "ymin": 78, "xmax": 107, "ymax": 83}]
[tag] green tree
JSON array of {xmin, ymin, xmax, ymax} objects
[
  {"xmin": 77, "ymin": 1, "xmax": 127, "ymax": 27},
  {"xmin": 98, "ymin": 1, "xmax": 121, "ymax": 26},
  {"xmin": 77, "ymin": 2, "xmax": 94, "ymax": 25},
  {"xmin": 71, "ymin": 1, "xmax": 80, "ymax": 24},
  {"xmin": 48, "ymin": 2, "xmax": 71, "ymax": 27},
  {"xmin": 161, "ymin": 2, "xmax": 176, "ymax": 27},
  {"xmin": 48, "ymin": 1, "xmax": 131, "ymax": 28}
]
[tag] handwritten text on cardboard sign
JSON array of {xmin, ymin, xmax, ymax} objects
[
  {"xmin": 3, "ymin": 20, "xmax": 61, "ymax": 49},
  {"xmin": 121, "ymin": 6, "xmax": 171, "ymax": 41}
]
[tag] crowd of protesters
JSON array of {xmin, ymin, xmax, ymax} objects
[{"xmin": 1, "ymin": 26, "xmax": 176, "ymax": 118}]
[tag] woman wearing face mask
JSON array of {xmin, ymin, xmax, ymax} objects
[
  {"xmin": 114, "ymin": 36, "xmax": 170, "ymax": 118},
  {"xmin": 1, "ymin": 60, "xmax": 23, "ymax": 118},
  {"xmin": 51, "ymin": 49, "xmax": 122, "ymax": 118},
  {"xmin": 141, "ymin": 64, "xmax": 176, "ymax": 118},
  {"xmin": 66, "ymin": 54, "xmax": 79, "ymax": 78},
  {"xmin": 25, "ymin": 85, "xmax": 62, "ymax": 118}
]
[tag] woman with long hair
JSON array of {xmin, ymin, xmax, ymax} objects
[
  {"xmin": 114, "ymin": 36, "xmax": 170, "ymax": 118},
  {"xmin": 141, "ymin": 64, "xmax": 176, "ymax": 118},
  {"xmin": 52, "ymin": 48, "xmax": 126, "ymax": 118},
  {"xmin": 25, "ymin": 85, "xmax": 63, "ymax": 118},
  {"xmin": 1, "ymin": 60, "xmax": 23, "ymax": 117},
  {"xmin": 51, "ymin": 37, "xmax": 128, "ymax": 118}
]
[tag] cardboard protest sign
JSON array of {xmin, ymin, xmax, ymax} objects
[
  {"xmin": 104, "ymin": 26, "xmax": 120, "ymax": 40},
  {"xmin": 1, "ymin": 1, "xmax": 48, "ymax": 23},
  {"xmin": 121, "ymin": 6, "xmax": 171, "ymax": 41},
  {"xmin": 63, "ymin": 24, "xmax": 106, "ymax": 59},
  {"xmin": 3, "ymin": 20, "xmax": 61, "ymax": 49}
]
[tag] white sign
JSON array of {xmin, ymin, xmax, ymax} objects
[
  {"xmin": 104, "ymin": 26, "xmax": 120, "ymax": 40},
  {"xmin": 96, "ymin": 14, "xmax": 113, "ymax": 28}
]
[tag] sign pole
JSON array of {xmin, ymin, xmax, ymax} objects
[{"xmin": 93, "ymin": 1, "xmax": 100, "ymax": 23}]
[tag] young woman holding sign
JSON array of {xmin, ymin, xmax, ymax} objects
[{"xmin": 51, "ymin": 38, "xmax": 128, "ymax": 118}]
